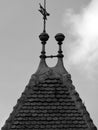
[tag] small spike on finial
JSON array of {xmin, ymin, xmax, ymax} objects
[{"xmin": 39, "ymin": 0, "xmax": 50, "ymax": 33}]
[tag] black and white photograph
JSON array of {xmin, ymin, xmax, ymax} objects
[{"xmin": 0, "ymin": 0, "xmax": 98, "ymax": 129}]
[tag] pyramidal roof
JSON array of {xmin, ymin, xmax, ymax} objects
[
  {"xmin": 2, "ymin": 1, "xmax": 97, "ymax": 130},
  {"xmin": 2, "ymin": 33, "xmax": 97, "ymax": 130}
]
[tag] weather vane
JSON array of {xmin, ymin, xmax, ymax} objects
[{"xmin": 39, "ymin": 0, "xmax": 50, "ymax": 33}]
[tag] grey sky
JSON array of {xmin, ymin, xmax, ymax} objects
[{"xmin": 0, "ymin": 0, "xmax": 97, "ymax": 128}]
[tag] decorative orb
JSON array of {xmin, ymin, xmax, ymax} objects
[
  {"xmin": 55, "ymin": 33, "xmax": 65, "ymax": 42},
  {"xmin": 39, "ymin": 32, "xmax": 49, "ymax": 42}
]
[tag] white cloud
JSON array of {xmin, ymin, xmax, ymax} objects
[{"xmin": 63, "ymin": 0, "xmax": 98, "ymax": 77}]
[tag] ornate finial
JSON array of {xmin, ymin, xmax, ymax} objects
[
  {"xmin": 39, "ymin": 32, "xmax": 49, "ymax": 59},
  {"xmin": 55, "ymin": 33, "xmax": 65, "ymax": 58},
  {"xmin": 39, "ymin": 0, "xmax": 50, "ymax": 33}
]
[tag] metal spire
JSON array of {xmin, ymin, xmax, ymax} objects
[
  {"xmin": 39, "ymin": 1, "xmax": 65, "ymax": 62},
  {"xmin": 39, "ymin": 0, "xmax": 50, "ymax": 32}
]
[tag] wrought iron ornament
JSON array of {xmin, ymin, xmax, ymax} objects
[
  {"xmin": 39, "ymin": 1, "xmax": 64, "ymax": 60},
  {"xmin": 39, "ymin": 0, "xmax": 50, "ymax": 32}
]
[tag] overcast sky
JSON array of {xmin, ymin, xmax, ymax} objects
[{"xmin": 0, "ymin": 0, "xmax": 98, "ymax": 128}]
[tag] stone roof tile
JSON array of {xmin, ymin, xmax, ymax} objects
[{"xmin": 2, "ymin": 72, "xmax": 97, "ymax": 130}]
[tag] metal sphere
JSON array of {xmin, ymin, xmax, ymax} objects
[
  {"xmin": 55, "ymin": 33, "xmax": 65, "ymax": 42},
  {"xmin": 39, "ymin": 32, "xmax": 49, "ymax": 42}
]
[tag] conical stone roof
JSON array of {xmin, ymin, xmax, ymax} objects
[{"xmin": 2, "ymin": 33, "xmax": 97, "ymax": 130}]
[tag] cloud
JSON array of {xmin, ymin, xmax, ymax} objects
[{"xmin": 63, "ymin": 0, "xmax": 98, "ymax": 77}]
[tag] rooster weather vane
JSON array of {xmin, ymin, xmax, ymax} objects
[{"xmin": 39, "ymin": 0, "xmax": 50, "ymax": 33}]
